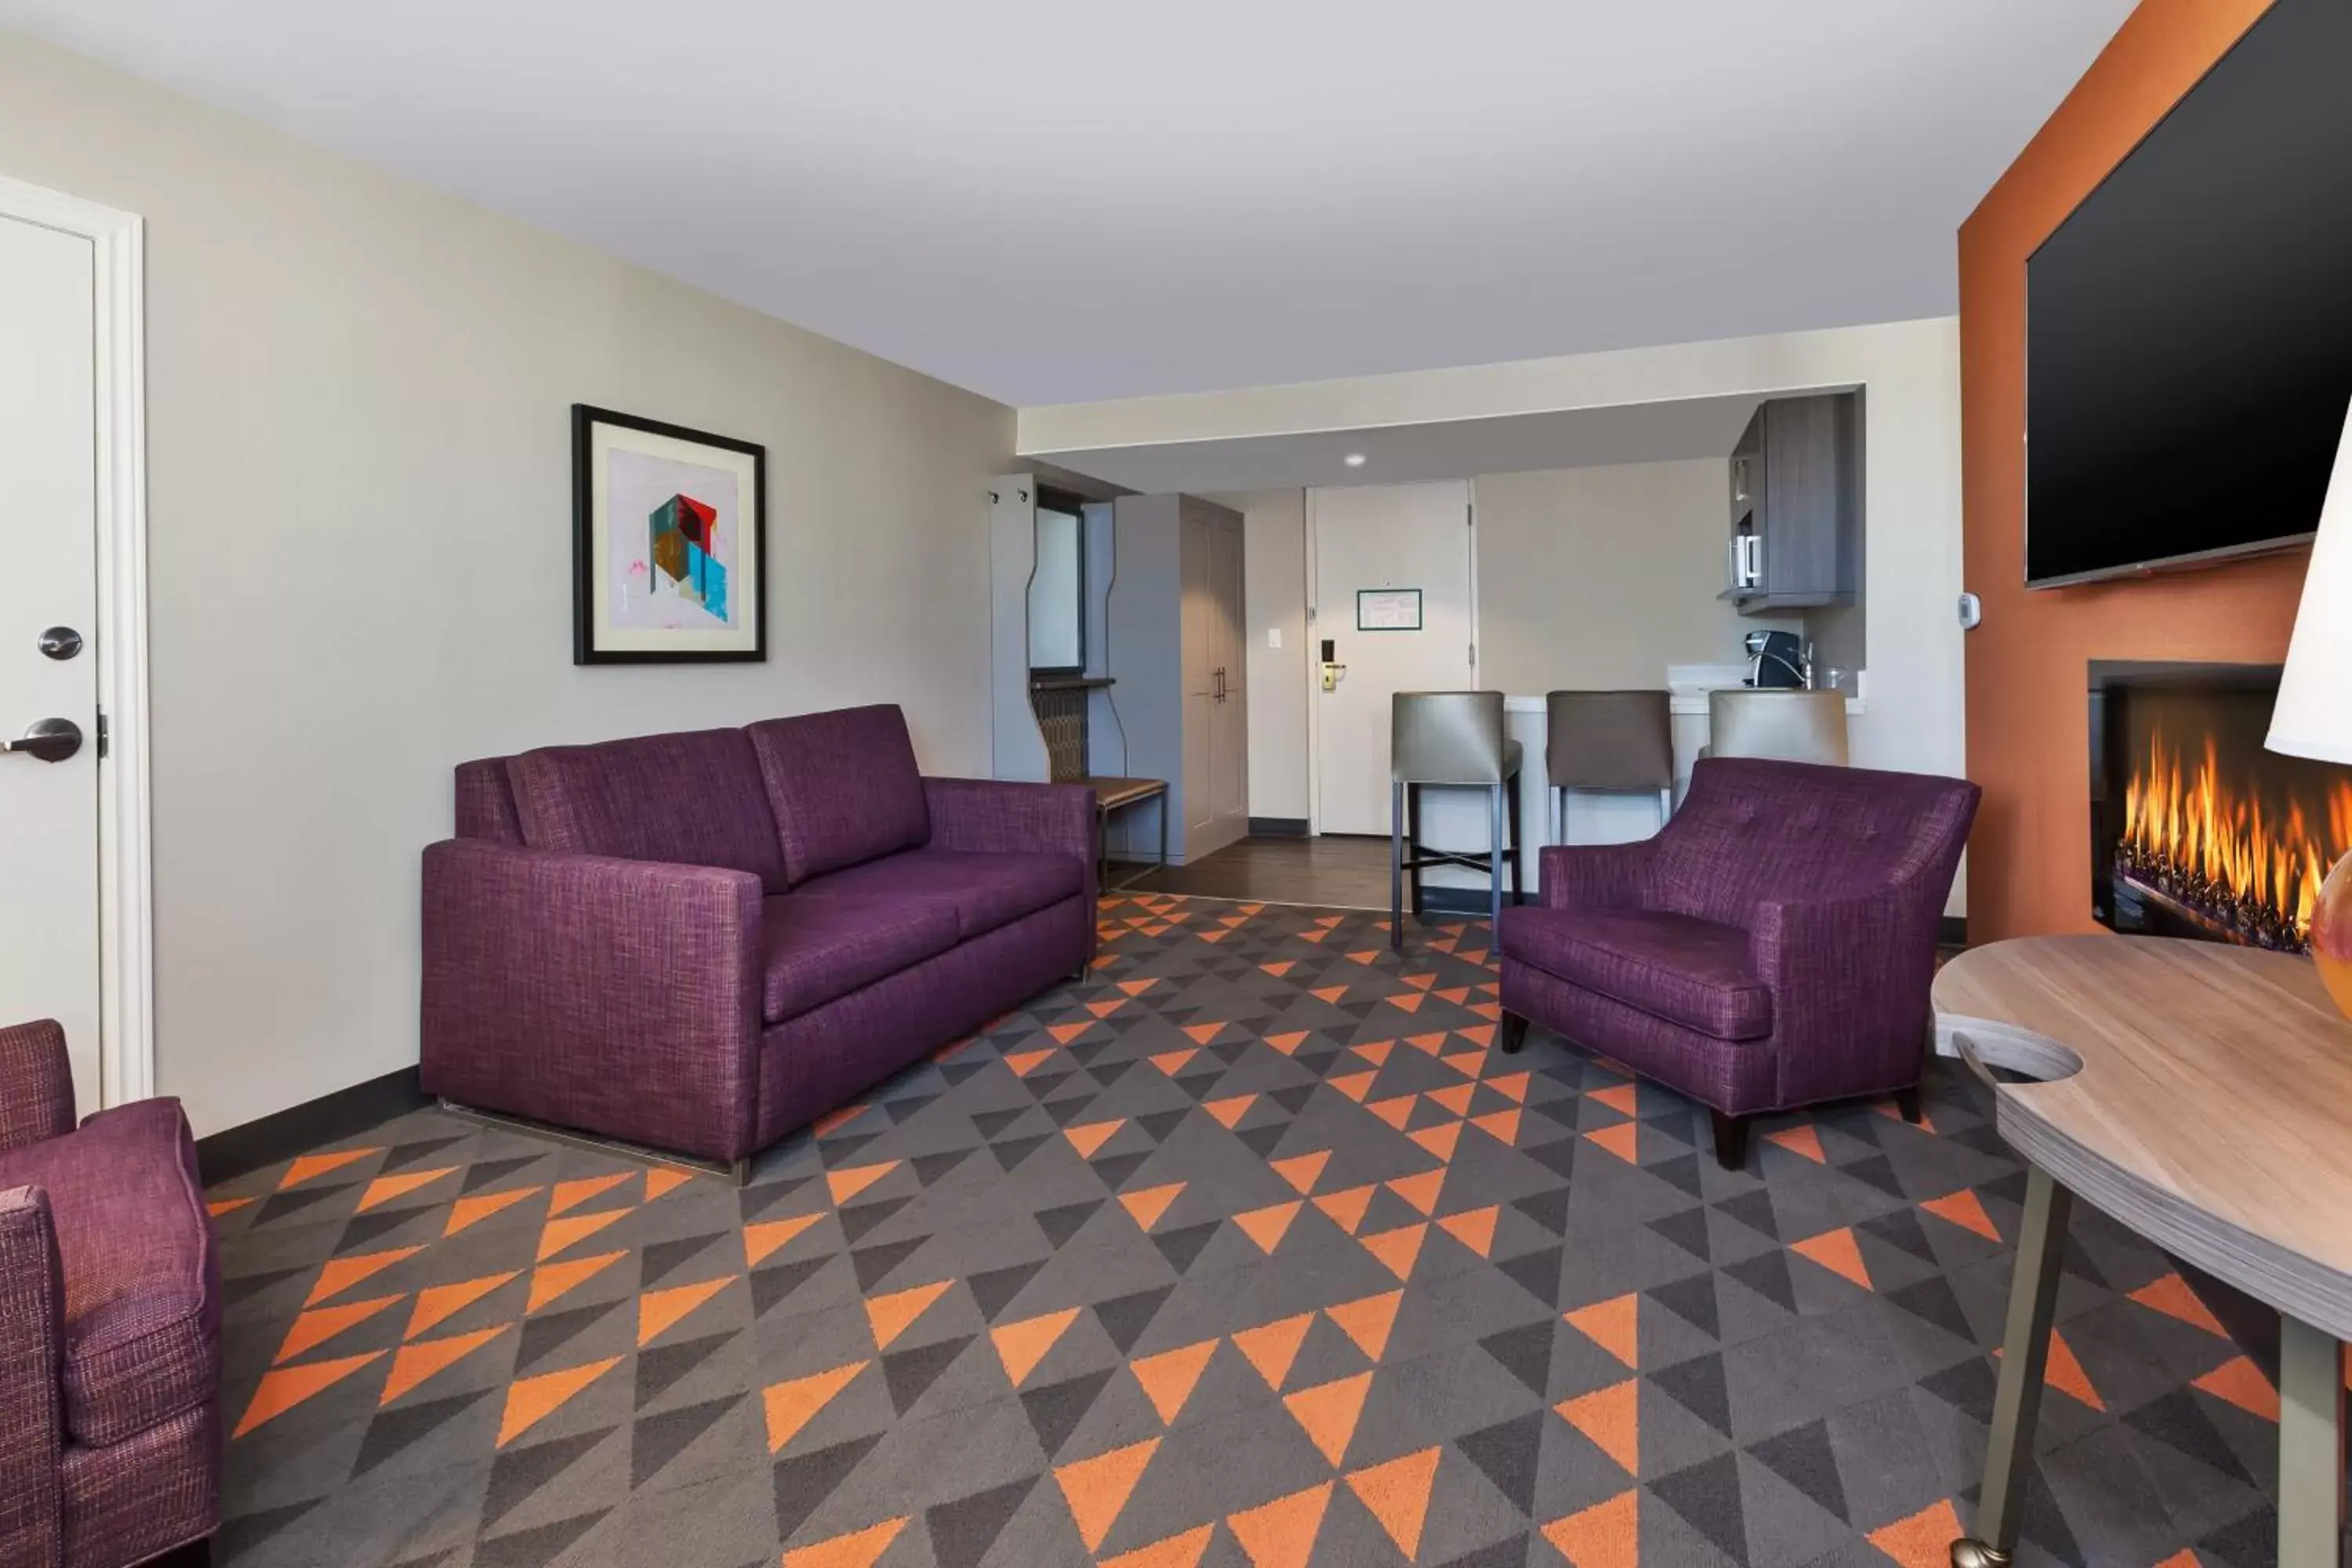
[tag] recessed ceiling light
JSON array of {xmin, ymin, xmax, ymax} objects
[{"xmin": 1343, "ymin": 453, "xmax": 1367, "ymax": 467}]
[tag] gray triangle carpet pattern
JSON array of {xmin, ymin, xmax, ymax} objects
[{"xmin": 207, "ymin": 895, "xmax": 2303, "ymax": 1568}]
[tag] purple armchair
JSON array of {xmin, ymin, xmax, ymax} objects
[
  {"xmin": 1, "ymin": 1021, "xmax": 221, "ymax": 1568},
  {"xmin": 421, "ymin": 705, "xmax": 1097, "ymax": 1172},
  {"xmin": 1496, "ymin": 757, "xmax": 1979, "ymax": 1168}
]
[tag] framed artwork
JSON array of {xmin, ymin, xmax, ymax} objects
[
  {"xmin": 572, "ymin": 404, "xmax": 767, "ymax": 663},
  {"xmin": 1356, "ymin": 587, "xmax": 1423, "ymax": 631}
]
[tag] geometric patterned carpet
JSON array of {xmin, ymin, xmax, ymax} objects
[{"xmin": 206, "ymin": 895, "xmax": 2317, "ymax": 1568}]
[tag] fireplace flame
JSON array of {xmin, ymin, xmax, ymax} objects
[{"xmin": 2121, "ymin": 730, "xmax": 2352, "ymax": 943}]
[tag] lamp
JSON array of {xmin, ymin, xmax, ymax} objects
[{"xmin": 2267, "ymin": 403, "xmax": 2352, "ymax": 1017}]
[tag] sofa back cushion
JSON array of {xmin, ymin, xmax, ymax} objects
[
  {"xmin": 509, "ymin": 728, "xmax": 788, "ymax": 890},
  {"xmin": 748, "ymin": 705, "xmax": 931, "ymax": 884},
  {"xmin": 1654, "ymin": 757, "xmax": 1980, "ymax": 927}
]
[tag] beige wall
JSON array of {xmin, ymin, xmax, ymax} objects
[
  {"xmin": 0, "ymin": 31, "xmax": 1015, "ymax": 1136},
  {"xmin": 1204, "ymin": 490, "xmax": 1310, "ymax": 821},
  {"xmin": 1472, "ymin": 459, "xmax": 1798, "ymax": 695},
  {"xmin": 1020, "ymin": 317, "xmax": 1966, "ymax": 804}
]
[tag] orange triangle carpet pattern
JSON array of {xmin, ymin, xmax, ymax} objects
[{"xmin": 207, "ymin": 896, "xmax": 2296, "ymax": 1566}]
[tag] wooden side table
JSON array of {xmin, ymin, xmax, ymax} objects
[
  {"xmin": 1935, "ymin": 936, "xmax": 2350, "ymax": 1566},
  {"xmin": 1080, "ymin": 775, "xmax": 1167, "ymax": 891}
]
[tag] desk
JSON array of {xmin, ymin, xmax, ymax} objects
[{"xmin": 1934, "ymin": 936, "xmax": 2351, "ymax": 1566}]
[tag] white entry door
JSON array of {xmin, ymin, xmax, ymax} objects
[
  {"xmin": 0, "ymin": 212, "xmax": 103, "ymax": 1107},
  {"xmin": 1312, "ymin": 481, "xmax": 1476, "ymax": 836}
]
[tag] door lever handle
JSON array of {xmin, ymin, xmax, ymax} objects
[{"xmin": 4, "ymin": 717, "xmax": 82, "ymax": 763}]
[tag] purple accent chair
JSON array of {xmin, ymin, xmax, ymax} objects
[
  {"xmin": 1496, "ymin": 757, "xmax": 1979, "ymax": 1169},
  {"xmin": 1, "ymin": 1021, "xmax": 221, "ymax": 1568},
  {"xmin": 421, "ymin": 704, "xmax": 1096, "ymax": 1172}
]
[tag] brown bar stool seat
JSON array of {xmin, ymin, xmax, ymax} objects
[
  {"xmin": 1390, "ymin": 691, "xmax": 1521, "ymax": 948},
  {"xmin": 1543, "ymin": 689, "xmax": 1675, "ymax": 844}
]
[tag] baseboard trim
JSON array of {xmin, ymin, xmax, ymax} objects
[
  {"xmin": 195, "ymin": 1067, "xmax": 428, "ymax": 1185},
  {"xmin": 1416, "ymin": 887, "xmax": 1515, "ymax": 916},
  {"xmin": 1938, "ymin": 916, "xmax": 1967, "ymax": 948},
  {"xmin": 1247, "ymin": 817, "xmax": 1310, "ymax": 838}
]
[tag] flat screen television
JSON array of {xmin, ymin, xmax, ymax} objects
[{"xmin": 2025, "ymin": 0, "xmax": 2352, "ymax": 588}]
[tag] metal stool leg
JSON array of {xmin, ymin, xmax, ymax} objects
[
  {"xmin": 1488, "ymin": 782, "xmax": 1505, "ymax": 934},
  {"xmin": 1504, "ymin": 772, "xmax": 1523, "ymax": 906},
  {"xmin": 1389, "ymin": 780, "xmax": 1406, "ymax": 951},
  {"xmin": 1407, "ymin": 783, "xmax": 1425, "ymax": 919},
  {"xmin": 1951, "ymin": 1165, "xmax": 2073, "ymax": 1566}
]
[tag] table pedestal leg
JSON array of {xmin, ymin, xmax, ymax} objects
[
  {"xmin": 2276, "ymin": 1314, "xmax": 2346, "ymax": 1567},
  {"xmin": 1952, "ymin": 1164, "xmax": 2073, "ymax": 1568}
]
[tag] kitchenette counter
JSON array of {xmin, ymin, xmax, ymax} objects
[{"xmin": 1411, "ymin": 664, "xmax": 1869, "ymax": 898}]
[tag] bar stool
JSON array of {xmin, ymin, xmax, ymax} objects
[
  {"xmin": 1706, "ymin": 688, "xmax": 1849, "ymax": 765},
  {"xmin": 1391, "ymin": 691, "xmax": 1522, "ymax": 948},
  {"xmin": 1544, "ymin": 689, "xmax": 1675, "ymax": 844}
]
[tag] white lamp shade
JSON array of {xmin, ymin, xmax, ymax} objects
[{"xmin": 2267, "ymin": 404, "xmax": 2352, "ymax": 766}]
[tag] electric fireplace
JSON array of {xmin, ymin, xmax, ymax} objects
[{"xmin": 2090, "ymin": 662, "xmax": 2352, "ymax": 949}]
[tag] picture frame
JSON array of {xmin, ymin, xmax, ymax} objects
[
  {"xmin": 1356, "ymin": 587, "xmax": 1423, "ymax": 631},
  {"xmin": 572, "ymin": 404, "xmax": 767, "ymax": 664}
]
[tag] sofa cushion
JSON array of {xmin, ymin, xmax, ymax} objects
[
  {"xmin": 0, "ymin": 1098, "xmax": 220, "ymax": 1447},
  {"xmin": 509, "ymin": 728, "xmax": 787, "ymax": 891},
  {"xmin": 1500, "ymin": 906, "xmax": 1772, "ymax": 1041},
  {"xmin": 797, "ymin": 848, "xmax": 1082, "ymax": 941},
  {"xmin": 748, "ymin": 706, "xmax": 932, "ymax": 884},
  {"xmin": 762, "ymin": 892, "xmax": 962, "ymax": 1023}
]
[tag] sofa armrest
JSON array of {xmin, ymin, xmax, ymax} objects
[
  {"xmin": 1748, "ymin": 887, "xmax": 1939, "ymax": 1103},
  {"xmin": 0, "ymin": 1022, "xmax": 74, "ymax": 1156},
  {"xmin": 420, "ymin": 840, "xmax": 764, "ymax": 1163},
  {"xmin": 0, "ymin": 1186, "xmax": 65, "ymax": 1568},
  {"xmin": 1536, "ymin": 841, "xmax": 1660, "ymax": 910}
]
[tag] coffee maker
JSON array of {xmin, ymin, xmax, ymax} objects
[{"xmin": 1744, "ymin": 630, "xmax": 1809, "ymax": 688}]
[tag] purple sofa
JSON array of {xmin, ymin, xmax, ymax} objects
[
  {"xmin": 1496, "ymin": 756, "xmax": 1980, "ymax": 1168},
  {"xmin": 420, "ymin": 704, "xmax": 1095, "ymax": 1171},
  {"xmin": 0, "ymin": 1021, "xmax": 221, "ymax": 1568}
]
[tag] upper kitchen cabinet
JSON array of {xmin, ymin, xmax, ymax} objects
[{"xmin": 1723, "ymin": 391, "xmax": 1861, "ymax": 613}]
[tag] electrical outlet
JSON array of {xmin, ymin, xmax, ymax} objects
[{"xmin": 1267, "ymin": 628, "xmax": 1283, "ymax": 648}]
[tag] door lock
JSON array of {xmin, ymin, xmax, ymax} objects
[
  {"xmin": 37, "ymin": 626, "xmax": 82, "ymax": 661},
  {"xmin": 1319, "ymin": 637, "xmax": 1346, "ymax": 692},
  {"xmin": 3, "ymin": 717, "xmax": 82, "ymax": 763}
]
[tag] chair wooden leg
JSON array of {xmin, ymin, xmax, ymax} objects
[
  {"xmin": 1895, "ymin": 1084, "xmax": 1924, "ymax": 1124},
  {"xmin": 150, "ymin": 1539, "xmax": 212, "ymax": 1568},
  {"xmin": 1710, "ymin": 1111, "xmax": 1751, "ymax": 1171},
  {"xmin": 1498, "ymin": 1010, "xmax": 1529, "ymax": 1055}
]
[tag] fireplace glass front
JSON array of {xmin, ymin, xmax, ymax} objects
[{"xmin": 2090, "ymin": 662, "xmax": 2352, "ymax": 950}]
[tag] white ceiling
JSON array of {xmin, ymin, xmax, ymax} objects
[
  {"xmin": 1040, "ymin": 393, "xmax": 1772, "ymax": 495},
  {"xmin": 2, "ymin": 0, "xmax": 2132, "ymax": 407}
]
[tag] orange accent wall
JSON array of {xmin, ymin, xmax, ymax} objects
[{"xmin": 1958, "ymin": 0, "xmax": 2314, "ymax": 941}]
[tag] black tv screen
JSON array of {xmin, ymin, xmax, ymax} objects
[{"xmin": 2026, "ymin": 0, "xmax": 2352, "ymax": 588}]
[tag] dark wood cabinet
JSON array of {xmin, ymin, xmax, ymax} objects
[{"xmin": 1723, "ymin": 391, "xmax": 1860, "ymax": 613}]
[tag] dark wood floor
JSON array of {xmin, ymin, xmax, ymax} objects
[{"xmin": 1112, "ymin": 833, "xmax": 1393, "ymax": 909}]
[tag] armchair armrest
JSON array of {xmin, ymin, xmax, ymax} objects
[
  {"xmin": 419, "ymin": 840, "xmax": 764, "ymax": 1163},
  {"xmin": 1536, "ymin": 840, "xmax": 1661, "ymax": 910},
  {"xmin": 0, "ymin": 1185, "xmax": 65, "ymax": 1568},
  {"xmin": 1748, "ymin": 887, "xmax": 1941, "ymax": 1104},
  {"xmin": 0, "ymin": 1021, "xmax": 74, "ymax": 1155}
]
